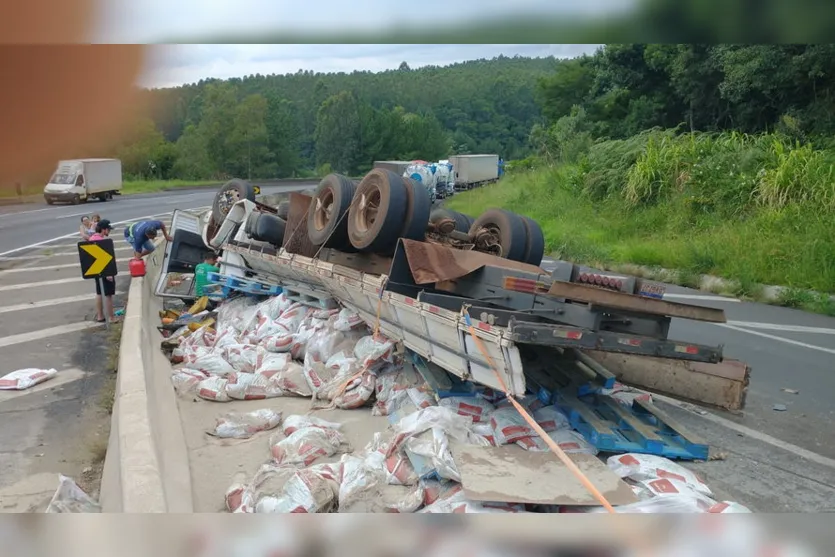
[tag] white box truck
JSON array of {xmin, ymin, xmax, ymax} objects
[
  {"xmin": 43, "ymin": 158, "xmax": 123, "ymax": 205},
  {"xmin": 448, "ymin": 154, "xmax": 499, "ymax": 191}
]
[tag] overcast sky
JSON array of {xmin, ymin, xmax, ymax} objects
[{"xmin": 139, "ymin": 44, "xmax": 600, "ymax": 89}]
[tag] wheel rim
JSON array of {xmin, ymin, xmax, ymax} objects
[
  {"xmin": 354, "ymin": 187, "xmax": 381, "ymax": 234},
  {"xmin": 313, "ymin": 188, "xmax": 335, "ymax": 232},
  {"xmin": 218, "ymin": 188, "xmax": 241, "ymax": 216}
]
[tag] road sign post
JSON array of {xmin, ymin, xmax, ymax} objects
[{"xmin": 78, "ymin": 239, "xmax": 118, "ymax": 328}]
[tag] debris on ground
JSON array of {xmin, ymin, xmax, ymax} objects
[
  {"xmin": 45, "ymin": 475, "xmax": 101, "ymax": 513},
  {"xmin": 209, "ymin": 409, "xmax": 283, "ymax": 439},
  {"xmin": 162, "ymin": 292, "xmax": 749, "ymax": 514},
  {"xmin": 781, "ymin": 388, "xmax": 799, "ymax": 395},
  {"xmin": 0, "ymin": 368, "xmax": 58, "ymax": 390},
  {"xmin": 773, "ymin": 404, "xmax": 788, "ymax": 411}
]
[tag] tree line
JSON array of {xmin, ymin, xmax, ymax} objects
[
  {"xmin": 116, "ymin": 56, "xmax": 555, "ymax": 181},
  {"xmin": 532, "ymin": 44, "xmax": 835, "ymax": 157}
]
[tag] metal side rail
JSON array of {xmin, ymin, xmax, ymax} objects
[{"xmin": 506, "ymin": 320, "xmax": 723, "ymax": 364}]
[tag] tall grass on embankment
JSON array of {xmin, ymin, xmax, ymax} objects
[{"xmin": 447, "ymin": 130, "xmax": 835, "ymax": 310}]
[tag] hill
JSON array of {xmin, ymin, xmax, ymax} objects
[{"xmin": 125, "ymin": 55, "xmax": 557, "ymax": 181}]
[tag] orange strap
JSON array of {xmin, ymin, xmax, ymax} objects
[{"xmin": 462, "ymin": 308, "xmax": 618, "ymax": 513}]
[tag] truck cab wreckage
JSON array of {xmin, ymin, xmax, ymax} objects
[{"xmin": 157, "ymin": 173, "xmax": 750, "ymax": 461}]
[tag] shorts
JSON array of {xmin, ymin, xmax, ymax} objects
[
  {"xmin": 95, "ymin": 277, "xmax": 116, "ymax": 297},
  {"xmin": 124, "ymin": 228, "xmax": 155, "ymax": 254}
]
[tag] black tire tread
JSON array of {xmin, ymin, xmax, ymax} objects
[
  {"xmin": 348, "ymin": 169, "xmax": 407, "ymax": 253},
  {"xmin": 468, "ymin": 208, "xmax": 528, "ymax": 262},
  {"xmin": 307, "ymin": 174, "xmax": 356, "ymax": 249},
  {"xmin": 400, "ymin": 176, "xmax": 432, "ymax": 241},
  {"xmin": 521, "ymin": 215, "xmax": 545, "ymax": 267}
]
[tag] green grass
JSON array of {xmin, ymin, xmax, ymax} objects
[
  {"xmin": 448, "ymin": 132, "xmax": 835, "ymax": 300},
  {"xmin": 121, "ymin": 179, "xmax": 219, "ymax": 194}
]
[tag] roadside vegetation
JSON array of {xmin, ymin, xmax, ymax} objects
[{"xmin": 449, "ymin": 129, "xmax": 835, "ymax": 314}]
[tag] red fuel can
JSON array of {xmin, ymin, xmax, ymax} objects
[{"xmin": 129, "ymin": 258, "xmax": 146, "ymax": 277}]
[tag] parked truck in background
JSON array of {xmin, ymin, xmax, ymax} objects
[
  {"xmin": 43, "ymin": 158, "xmax": 123, "ymax": 205},
  {"xmin": 449, "ymin": 154, "xmax": 499, "ymax": 191},
  {"xmin": 372, "ymin": 160, "xmax": 412, "ymax": 176}
]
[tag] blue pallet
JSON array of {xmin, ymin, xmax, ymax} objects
[
  {"xmin": 553, "ymin": 392, "xmax": 709, "ymax": 461},
  {"xmin": 208, "ymin": 272, "xmax": 283, "ymax": 298}
]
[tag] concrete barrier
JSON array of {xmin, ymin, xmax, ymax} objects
[{"xmin": 100, "ymin": 248, "xmax": 193, "ymax": 512}]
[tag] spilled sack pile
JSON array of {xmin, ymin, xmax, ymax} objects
[{"xmin": 165, "ymin": 294, "xmax": 751, "ymax": 514}]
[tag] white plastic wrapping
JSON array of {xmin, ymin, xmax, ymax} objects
[
  {"xmin": 607, "ymin": 453, "xmax": 713, "ymax": 497},
  {"xmin": 489, "ymin": 406, "xmax": 535, "ymax": 445},
  {"xmin": 270, "ymin": 426, "xmax": 348, "ymax": 466},
  {"xmin": 438, "ymin": 396, "xmax": 495, "ymax": 423},
  {"xmin": 532, "ymin": 405, "xmax": 570, "ymax": 432},
  {"xmin": 282, "ymin": 415, "xmax": 342, "ymax": 436},
  {"xmin": 45, "ymin": 475, "xmax": 101, "ymax": 513},
  {"xmin": 196, "ymin": 376, "xmax": 231, "ymax": 402},
  {"xmin": 515, "ymin": 429, "xmax": 598, "ymax": 455},
  {"xmin": 0, "ymin": 368, "xmax": 58, "ymax": 390},
  {"xmin": 225, "ymin": 372, "xmax": 284, "ymax": 401},
  {"xmin": 210, "ymin": 409, "xmax": 283, "ymax": 439}
]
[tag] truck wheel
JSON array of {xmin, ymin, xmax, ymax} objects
[
  {"xmin": 429, "ymin": 208, "xmax": 472, "ymax": 233},
  {"xmin": 276, "ymin": 200, "xmax": 290, "ymax": 220},
  {"xmin": 348, "ymin": 169, "xmax": 407, "ymax": 253},
  {"xmin": 248, "ymin": 212, "xmax": 286, "ymax": 247},
  {"xmin": 307, "ymin": 174, "xmax": 356, "ymax": 249},
  {"xmin": 212, "ymin": 178, "xmax": 256, "ymax": 225},
  {"xmin": 45, "ymin": 197, "xmax": 53, "ymax": 205},
  {"xmin": 400, "ymin": 176, "xmax": 431, "ymax": 241},
  {"xmin": 72, "ymin": 195, "xmax": 81, "ymax": 205},
  {"xmin": 469, "ymin": 208, "xmax": 528, "ymax": 261},
  {"xmin": 521, "ymin": 216, "xmax": 545, "ymax": 267}
]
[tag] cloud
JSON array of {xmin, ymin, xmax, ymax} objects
[
  {"xmin": 96, "ymin": 0, "xmax": 633, "ymax": 42},
  {"xmin": 139, "ymin": 44, "xmax": 599, "ymax": 88}
]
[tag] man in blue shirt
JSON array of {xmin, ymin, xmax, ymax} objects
[{"xmin": 124, "ymin": 219, "xmax": 173, "ymax": 259}]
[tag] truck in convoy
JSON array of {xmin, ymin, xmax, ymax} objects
[
  {"xmin": 43, "ymin": 158, "xmax": 123, "ymax": 205},
  {"xmin": 157, "ymin": 174, "xmax": 750, "ymax": 420},
  {"xmin": 372, "ymin": 160, "xmax": 412, "ymax": 175},
  {"xmin": 448, "ymin": 154, "xmax": 499, "ymax": 191}
]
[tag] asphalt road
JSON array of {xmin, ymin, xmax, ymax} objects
[
  {"xmin": 0, "ymin": 184, "xmax": 317, "ymax": 256},
  {"xmin": 0, "ymin": 184, "xmax": 315, "ymax": 511}
]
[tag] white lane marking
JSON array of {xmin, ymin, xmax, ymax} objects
[
  {"xmin": 0, "ymin": 258, "xmax": 130, "ymax": 275},
  {"xmin": 55, "ymin": 210, "xmax": 101, "ymax": 220},
  {"xmin": 0, "ymin": 291, "xmax": 126, "ymax": 314},
  {"xmin": 0, "ymin": 211, "xmax": 174, "ymax": 258},
  {"xmin": 654, "ymin": 394, "xmax": 835, "ymax": 471},
  {"xmin": 0, "ymin": 247, "xmax": 133, "ymax": 261},
  {"xmin": 0, "ymin": 368, "xmax": 87, "ymax": 403},
  {"xmin": 0, "ymin": 321, "xmax": 103, "ymax": 348},
  {"xmin": 0, "ymin": 277, "xmax": 85, "ymax": 291},
  {"xmin": 0, "ymin": 207, "xmax": 56, "ymax": 218},
  {"xmin": 716, "ymin": 323, "xmax": 835, "ymax": 355},
  {"xmin": 727, "ymin": 320, "xmax": 835, "ymax": 335},
  {"xmin": 664, "ymin": 293, "xmax": 741, "ymax": 302}
]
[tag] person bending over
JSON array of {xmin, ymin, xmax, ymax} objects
[{"xmin": 124, "ymin": 219, "xmax": 172, "ymax": 259}]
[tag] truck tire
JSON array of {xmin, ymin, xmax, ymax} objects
[
  {"xmin": 348, "ymin": 169, "xmax": 407, "ymax": 253},
  {"xmin": 521, "ymin": 216, "xmax": 545, "ymax": 267},
  {"xmin": 429, "ymin": 208, "xmax": 471, "ymax": 233},
  {"xmin": 212, "ymin": 178, "xmax": 256, "ymax": 225},
  {"xmin": 400, "ymin": 176, "xmax": 431, "ymax": 241},
  {"xmin": 72, "ymin": 194, "xmax": 81, "ymax": 205},
  {"xmin": 247, "ymin": 212, "xmax": 286, "ymax": 247},
  {"xmin": 276, "ymin": 200, "xmax": 290, "ymax": 220},
  {"xmin": 307, "ymin": 173, "xmax": 356, "ymax": 249},
  {"xmin": 469, "ymin": 209, "xmax": 528, "ymax": 262}
]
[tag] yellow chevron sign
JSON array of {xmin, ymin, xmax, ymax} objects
[{"xmin": 78, "ymin": 239, "xmax": 118, "ymax": 278}]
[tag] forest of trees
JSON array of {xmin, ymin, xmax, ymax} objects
[
  {"xmin": 532, "ymin": 44, "xmax": 835, "ymax": 153},
  {"xmin": 115, "ymin": 45, "xmax": 835, "ymax": 184},
  {"xmin": 119, "ymin": 56, "xmax": 555, "ymax": 181}
]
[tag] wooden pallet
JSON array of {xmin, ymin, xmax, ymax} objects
[
  {"xmin": 554, "ymin": 392, "xmax": 709, "ymax": 460},
  {"xmin": 207, "ymin": 272, "xmax": 283, "ymax": 297}
]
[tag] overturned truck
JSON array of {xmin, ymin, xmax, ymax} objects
[{"xmin": 158, "ymin": 172, "xmax": 749, "ymax": 430}]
